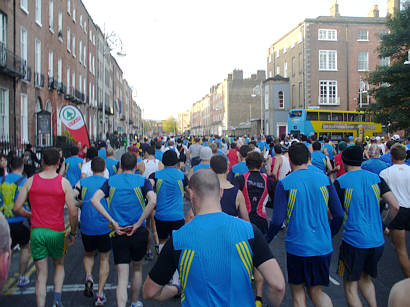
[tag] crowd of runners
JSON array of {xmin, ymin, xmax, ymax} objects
[{"xmin": 0, "ymin": 133, "xmax": 409, "ymax": 307}]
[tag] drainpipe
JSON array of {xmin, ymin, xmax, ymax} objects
[{"xmin": 13, "ymin": 0, "xmax": 17, "ymax": 146}]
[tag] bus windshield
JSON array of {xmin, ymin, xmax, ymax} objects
[{"xmin": 289, "ymin": 110, "xmax": 303, "ymax": 118}]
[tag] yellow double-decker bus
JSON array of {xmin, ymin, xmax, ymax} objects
[{"xmin": 288, "ymin": 109, "xmax": 382, "ymax": 141}]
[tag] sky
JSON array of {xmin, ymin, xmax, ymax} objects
[{"xmin": 82, "ymin": 0, "xmax": 389, "ymax": 120}]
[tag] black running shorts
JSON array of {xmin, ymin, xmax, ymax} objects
[
  {"xmin": 388, "ymin": 207, "xmax": 410, "ymax": 231},
  {"xmin": 154, "ymin": 218, "xmax": 185, "ymax": 240},
  {"xmin": 111, "ymin": 227, "xmax": 148, "ymax": 264},
  {"xmin": 287, "ymin": 252, "xmax": 331, "ymax": 287},
  {"xmin": 9, "ymin": 221, "xmax": 30, "ymax": 249},
  {"xmin": 81, "ymin": 233, "xmax": 112, "ymax": 253}
]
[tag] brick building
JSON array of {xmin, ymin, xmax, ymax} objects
[
  {"xmin": 266, "ymin": 1, "xmax": 394, "ymax": 113},
  {"xmin": 0, "ymin": 0, "xmax": 141, "ymax": 148}
]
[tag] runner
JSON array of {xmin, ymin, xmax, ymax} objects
[
  {"xmin": 227, "ymin": 142, "xmax": 239, "ymax": 171},
  {"xmin": 105, "ymin": 148, "xmax": 119, "ymax": 177},
  {"xmin": 75, "ymin": 157, "xmax": 112, "ymax": 306},
  {"xmin": 334, "ymin": 141, "xmax": 347, "ymax": 178},
  {"xmin": 98, "ymin": 142, "xmax": 107, "ymax": 160},
  {"xmin": 323, "ymin": 138, "xmax": 336, "ymax": 168},
  {"xmin": 266, "ymin": 142, "xmax": 344, "ymax": 307},
  {"xmin": 380, "ymin": 144, "xmax": 410, "ymax": 277},
  {"xmin": 334, "ymin": 146, "xmax": 400, "ymax": 307},
  {"xmin": 188, "ymin": 137, "xmax": 202, "ymax": 167},
  {"xmin": 91, "ymin": 152, "xmax": 156, "ymax": 307},
  {"xmin": 64, "ymin": 146, "xmax": 83, "ymax": 187},
  {"xmin": 14, "ymin": 148, "xmax": 79, "ymax": 307},
  {"xmin": 227, "ymin": 144, "xmax": 251, "ymax": 183},
  {"xmin": 235, "ymin": 151, "xmax": 276, "ymax": 307},
  {"xmin": 142, "ymin": 146, "xmax": 163, "ymax": 179},
  {"xmin": 176, "ymin": 138, "xmax": 187, "ymax": 170},
  {"xmin": 188, "ymin": 146, "xmax": 212, "ymax": 178},
  {"xmin": 380, "ymin": 140, "xmax": 396, "ymax": 166},
  {"xmin": 0, "ymin": 211, "xmax": 11, "ymax": 292},
  {"xmin": 210, "ymin": 155, "xmax": 249, "ymax": 220},
  {"xmin": 142, "ymin": 169, "xmax": 285, "ymax": 307},
  {"xmin": 0, "ymin": 157, "xmax": 30, "ymax": 287},
  {"xmin": 361, "ymin": 144, "xmax": 389, "ymax": 175},
  {"xmin": 311, "ymin": 142, "xmax": 333, "ymax": 174},
  {"xmin": 272, "ymin": 142, "xmax": 291, "ymax": 181},
  {"xmin": 82, "ymin": 147, "xmax": 109, "ymax": 179},
  {"xmin": 155, "ymin": 141, "xmax": 164, "ymax": 162}
]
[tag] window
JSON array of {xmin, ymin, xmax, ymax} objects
[
  {"xmin": 284, "ymin": 62, "xmax": 288, "ymax": 78},
  {"xmin": 359, "ymin": 80, "xmax": 371, "ymax": 105},
  {"xmin": 80, "ymin": 15, "xmax": 83, "ymax": 28},
  {"xmin": 299, "ymin": 82, "xmax": 303, "ymax": 107},
  {"xmin": 0, "ymin": 88, "xmax": 9, "ymax": 138},
  {"xmin": 20, "ymin": 0, "xmax": 29, "ymax": 14},
  {"xmin": 89, "ymin": 30, "xmax": 92, "ymax": 41},
  {"xmin": 319, "ymin": 80, "xmax": 338, "ymax": 105},
  {"xmin": 0, "ymin": 13, "xmax": 6, "ymax": 45},
  {"xmin": 292, "ymin": 56, "xmax": 296, "ymax": 77},
  {"xmin": 48, "ymin": 50, "xmax": 53, "ymax": 77},
  {"xmin": 278, "ymin": 91, "xmax": 284, "ymax": 109},
  {"xmin": 92, "ymin": 56, "xmax": 95, "ymax": 75},
  {"xmin": 276, "ymin": 66, "xmax": 280, "ymax": 75},
  {"xmin": 83, "ymin": 46, "xmax": 86, "ymax": 67},
  {"xmin": 92, "ymin": 85, "xmax": 95, "ymax": 105},
  {"xmin": 35, "ymin": 39, "xmax": 41, "ymax": 74},
  {"xmin": 57, "ymin": 58, "xmax": 62, "ymax": 83},
  {"xmin": 72, "ymin": 71, "xmax": 75, "ymax": 91},
  {"xmin": 35, "ymin": 0, "xmax": 42, "ymax": 26},
  {"xmin": 79, "ymin": 40, "xmax": 82, "ymax": 63},
  {"xmin": 275, "ymin": 49, "xmax": 279, "ymax": 58},
  {"xmin": 357, "ymin": 30, "xmax": 369, "ymax": 41},
  {"xmin": 72, "ymin": 36, "xmax": 76, "ymax": 57},
  {"xmin": 83, "ymin": 78, "xmax": 86, "ymax": 96},
  {"xmin": 283, "ymin": 45, "xmax": 287, "ymax": 54},
  {"xmin": 318, "ymin": 29, "xmax": 337, "ymax": 41},
  {"xmin": 58, "ymin": 12, "xmax": 63, "ymax": 39},
  {"xmin": 331, "ymin": 112, "xmax": 343, "ymax": 121},
  {"xmin": 298, "ymin": 52, "xmax": 302, "ymax": 74},
  {"xmin": 347, "ymin": 113, "xmax": 359, "ymax": 122},
  {"xmin": 79, "ymin": 75, "xmax": 82, "ymax": 93},
  {"xmin": 21, "ymin": 94, "xmax": 28, "ymax": 143},
  {"xmin": 379, "ymin": 57, "xmax": 390, "ymax": 67},
  {"xmin": 298, "ymin": 32, "xmax": 303, "ymax": 43},
  {"xmin": 89, "ymin": 53, "xmax": 92, "ymax": 71},
  {"xmin": 67, "ymin": 28, "xmax": 70, "ymax": 51},
  {"xmin": 73, "ymin": 8, "xmax": 76, "ymax": 22},
  {"xmin": 48, "ymin": 0, "xmax": 54, "ymax": 31},
  {"xmin": 319, "ymin": 112, "xmax": 331, "ymax": 121},
  {"xmin": 66, "ymin": 67, "xmax": 70, "ymax": 93},
  {"xmin": 307, "ymin": 111, "xmax": 318, "ymax": 121},
  {"xmin": 67, "ymin": 0, "xmax": 71, "ymax": 15},
  {"xmin": 358, "ymin": 51, "xmax": 369, "ymax": 71},
  {"xmin": 319, "ymin": 50, "xmax": 337, "ymax": 71},
  {"xmin": 20, "ymin": 27, "xmax": 27, "ymax": 66},
  {"xmin": 89, "ymin": 81, "xmax": 92, "ymax": 105},
  {"xmin": 84, "ymin": 21, "xmax": 87, "ymax": 33}
]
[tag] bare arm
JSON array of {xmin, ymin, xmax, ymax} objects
[
  {"xmin": 382, "ymin": 191, "xmax": 400, "ymax": 226},
  {"xmin": 128, "ymin": 190, "xmax": 157, "ymax": 236},
  {"xmin": 236, "ymin": 191, "xmax": 249, "ymax": 221},
  {"xmin": 272, "ymin": 155, "xmax": 282, "ymax": 181},
  {"xmin": 59, "ymin": 161, "xmax": 66, "ymax": 176},
  {"xmin": 62, "ymin": 178, "xmax": 79, "ymax": 235},
  {"xmin": 266, "ymin": 156, "xmax": 272, "ymax": 177},
  {"xmin": 13, "ymin": 177, "xmax": 32, "ymax": 219}
]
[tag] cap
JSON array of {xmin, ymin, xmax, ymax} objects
[
  {"xmin": 342, "ymin": 145, "xmax": 363, "ymax": 166},
  {"xmin": 348, "ymin": 136, "xmax": 354, "ymax": 141},
  {"xmin": 391, "ymin": 134, "xmax": 400, "ymax": 142},
  {"xmin": 199, "ymin": 146, "xmax": 212, "ymax": 161},
  {"xmin": 376, "ymin": 136, "xmax": 381, "ymax": 141},
  {"xmin": 162, "ymin": 150, "xmax": 178, "ymax": 166}
]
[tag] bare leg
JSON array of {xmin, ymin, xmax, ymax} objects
[
  {"xmin": 344, "ymin": 280, "xmax": 363, "ymax": 307},
  {"xmin": 131, "ymin": 260, "xmax": 143, "ymax": 303},
  {"xmin": 97, "ymin": 251, "xmax": 110, "ymax": 295},
  {"xmin": 307, "ymin": 285, "xmax": 333, "ymax": 307},
  {"xmin": 290, "ymin": 283, "xmax": 307, "ymax": 307},
  {"xmin": 116, "ymin": 264, "xmax": 129, "ymax": 307},
  {"xmin": 53, "ymin": 257, "xmax": 65, "ymax": 294},
  {"xmin": 388, "ymin": 278, "xmax": 410, "ymax": 307},
  {"xmin": 35, "ymin": 258, "xmax": 48, "ymax": 307},
  {"xmin": 358, "ymin": 273, "xmax": 377, "ymax": 307},
  {"xmin": 390, "ymin": 229, "xmax": 410, "ymax": 278},
  {"xmin": 254, "ymin": 268, "xmax": 264, "ymax": 299},
  {"xmin": 19, "ymin": 243, "xmax": 31, "ymax": 276},
  {"xmin": 83, "ymin": 251, "xmax": 95, "ymax": 277}
]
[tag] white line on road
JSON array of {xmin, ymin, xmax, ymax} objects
[
  {"xmin": 7, "ymin": 283, "xmax": 125, "ymax": 296},
  {"xmin": 329, "ymin": 275, "xmax": 341, "ymax": 286}
]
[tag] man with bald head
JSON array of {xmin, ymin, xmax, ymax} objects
[
  {"xmin": 0, "ymin": 211, "xmax": 11, "ymax": 292},
  {"xmin": 143, "ymin": 169, "xmax": 285, "ymax": 306}
]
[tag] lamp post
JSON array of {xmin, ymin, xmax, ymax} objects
[{"xmin": 101, "ymin": 28, "xmax": 126, "ymax": 140}]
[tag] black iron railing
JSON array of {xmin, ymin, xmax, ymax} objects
[
  {"xmin": 0, "ymin": 42, "xmax": 26, "ymax": 79},
  {"xmin": 34, "ymin": 72, "xmax": 45, "ymax": 88}
]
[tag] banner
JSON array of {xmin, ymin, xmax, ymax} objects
[{"xmin": 59, "ymin": 105, "xmax": 90, "ymax": 148}]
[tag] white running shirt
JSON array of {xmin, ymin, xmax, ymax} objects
[
  {"xmin": 143, "ymin": 159, "xmax": 160, "ymax": 179},
  {"xmin": 380, "ymin": 164, "xmax": 410, "ymax": 208}
]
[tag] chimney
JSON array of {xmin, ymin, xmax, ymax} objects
[
  {"xmin": 368, "ymin": 5, "xmax": 380, "ymax": 17},
  {"xmin": 387, "ymin": 0, "xmax": 400, "ymax": 16},
  {"xmin": 330, "ymin": 0, "xmax": 340, "ymax": 17}
]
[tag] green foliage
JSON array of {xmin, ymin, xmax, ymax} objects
[
  {"xmin": 162, "ymin": 117, "xmax": 177, "ymax": 134},
  {"xmin": 367, "ymin": 7, "xmax": 410, "ymax": 133}
]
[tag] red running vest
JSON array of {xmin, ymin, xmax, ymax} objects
[{"xmin": 29, "ymin": 174, "xmax": 66, "ymax": 231}]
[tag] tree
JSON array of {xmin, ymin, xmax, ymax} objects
[
  {"xmin": 367, "ymin": 7, "xmax": 410, "ymax": 133},
  {"xmin": 162, "ymin": 117, "xmax": 177, "ymax": 134}
]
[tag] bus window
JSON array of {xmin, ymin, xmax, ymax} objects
[
  {"xmin": 331, "ymin": 112, "xmax": 343, "ymax": 121},
  {"xmin": 319, "ymin": 112, "xmax": 331, "ymax": 121},
  {"xmin": 289, "ymin": 110, "xmax": 303, "ymax": 118},
  {"xmin": 307, "ymin": 111, "xmax": 318, "ymax": 121},
  {"xmin": 331, "ymin": 133, "xmax": 343, "ymax": 141},
  {"xmin": 347, "ymin": 113, "xmax": 359, "ymax": 122},
  {"xmin": 319, "ymin": 133, "xmax": 329, "ymax": 140}
]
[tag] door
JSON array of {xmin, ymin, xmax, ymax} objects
[{"xmin": 279, "ymin": 126, "xmax": 286, "ymax": 138}]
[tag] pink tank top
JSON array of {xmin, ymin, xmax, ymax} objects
[{"xmin": 29, "ymin": 174, "xmax": 66, "ymax": 231}]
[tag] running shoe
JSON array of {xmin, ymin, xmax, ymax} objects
[
  {"xmin": 95, "ymin": 294, "xmax": 107, "ymax": 306},
  {"xmin": 130, "ymin": 301, "xmax": 143, "ymax": 307},
  {"xmin": 84, "ymin": 279, "xmax": 94, "ymax": 297},
  {"xmin": 255, "ymin": 300, "xmax": 262, "ymax": 307},
  {"xmin": 17, "ymin": 276, "xmax": 30, "ymax": 287}
]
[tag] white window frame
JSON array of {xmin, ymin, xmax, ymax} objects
[
  {"xmin": 48, "ymin": 50, "xmax": 53, "ymax": 78},
  {"xmin": 35, "ymin": 39, "xmax": 41, "ymax": 74},
  {"xmin": 284, "ymin": 62, "xmax": 288, "ymax": 78},
  {"xmin": 359, "ymin": 80, "xmax": 371, "ymax": 105},
  {"xmin": 20, "ymin": 94, "xmax": 28, "ymax": 143},
  {"xmin": 0, "ymin": 12, "xmax": 6, "ymax": 45},
  {"xmin": 67, "ymin": 28, "xmax": 71, "ymax": 51},
  {"xmin": 66, "ymin": 67, "xmax": 70, "ymax": 93},
  {"xmin": 57, "ymin": 57, "xmax": 62, "ymax": 83},
  {"xmin": 379, "ymin": 57, "xmax": 390, "ymax": 67},
  {"xmin": 278, "ymin": 91, "xmax": 285, "ymax": 109},
  {"xmin": 0, "ymin": 88, "xmax": 9, "ymax": 139},
  {"xmin": 35, "ymin": 0, "xmax": 42, "ymax": 27},
  {"xmin": 67, "ymin": 0, "xmax": 71, "ymax": 15},
  {"xmin": 83, "ymin": 77, "xmax": 86, "ymax": 96},
  {"xmin": 275, "ymin": 49, "xmax": 279, "ymax": 58},
  {"xmin": 72, "ymin": 71, "xmax": 75, "ymax": 91},
  {"xmin": 283, "ymin": 45, "xmax": 287, "ymax": 54},
  {"xmin": 72, "ymin": 36, "xmax": 76, "ymax": 57},
  {"xmin": 89, "ymin": 53, "xmax": 92, "ymax": 71},
  {"xmin": 49, "ymin": 0, "xmax": 54, "ymax": 32},
  {"xmin": 318, "ymin": 29, "xmax": 337, "ymax": 41},
  {"xmin": 276, "ymin": 66, "xmax": 280, "ymax": 75},
  {"xmin": 358, "ymin": 51, "xmax": 369, "ymax": 71},
  {"xmin": 73, "ymin": 8, "xmax": 76, "ymax": 22},
  {"xmin": 83, "ymin": 46, "xmax": 87, "ymax": 67},
  {"xmin": 20, "ymin": 0, "xmax": 29, "ymax": 14},
  {"xmin": 319, "ymin": 50, "xmax": 337, "ymax": 71},
  {"xmin": 58, "ymin": 12, "xmax": 63, "ymax": 41},
  {"xmin": 20, "ymin": 27, "xmax": 28, "ymax": 75},
  {"xmin": 319, "ymin": 80, "xmax": 339, "ymax": 105},
  {"xmin": 357, "ymin": 30, "xmax": 369, "ymax": 41},
  {"xmin": 79, "ymin": 40, "xmax": 82, "ymax": 63},
  {"xmin": 79, "ymin": 74, "xmax": 82, "ymax": 93}
]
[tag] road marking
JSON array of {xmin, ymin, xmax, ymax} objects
[
  {"xmin": 329, "ymin": 275, "xmax": 341, "ymax": 286},
  {"xmin": 6, "ymin": 283, "xmax": 126, "ymax": 296}
]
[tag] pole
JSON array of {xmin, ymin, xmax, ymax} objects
[
  {"xmin": 260, "ymin": 81, "xmax": 263, "ymax": 136},
  {"xmin": 102, "ymin": 39, "xmax": 106, "ymax": 141}
]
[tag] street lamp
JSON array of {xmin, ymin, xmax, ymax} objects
[{"xmin": 101, "ymin": 28, "xmax": 125, "ymax": 141}]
